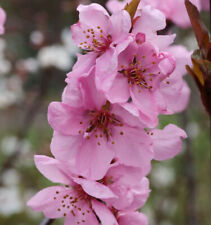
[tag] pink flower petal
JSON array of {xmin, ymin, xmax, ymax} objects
[
  {"xmin": 51, "ymin": 131, "xmax": 81, "ymax": 161},
  {"xmin": 76, "ymin": 137, "xmax": 114, "ymax": 180},
  {"xmin": 48, "ymin": 102, "xmax": 87, "ymax": 135},
  {"xmin": 106, "ymin": 75, "xmax": 130, "ymax": 103},
  {"xmin": 133, "ymin": 5, "xmax": 166, "ymax": 36},
  {"xmin": 34, "ymin": 155, "xmax": 72, "ymax": 185},
  {"xmin": 110, "ymin": 10, "xmax": 131, "ymax": 43},
  {"xmin": 118, "ymin": 212, "xmax": 148, "ymax": 225},
  {"xmin": 92, "ymin": 199, "xmax": 118, "ymax": 225},
  {"xmin": 111, "ymin": 126, "xmax": 153, "ymax": 173},
  {"xmin": 27, "ymin": 186, "xmax": 71, "ymax": 218},
  {"xmin": 95, "ymin": 48, "xmax": 118, "ymax": 92},
  {"xmin": 0, "ymin": 7, "xmax": 6, "ymax": 35},
  {"xmin": 151, "ymin": 124, "xmax": 187, "ymax": 161},
  {"xmin": 74, "ymin": 178, "xmax": 117, "ymax": 199}
]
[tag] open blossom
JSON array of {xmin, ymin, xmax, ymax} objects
[
  {"xmin": 49, "ymin": 65, "xmax": 187, "ymax": 179},
  {"xmin": 100, "ymin": 35, "xmax": 175, "ymax": 126},
  {"xmin": 0, "ymin": 7, "xmax": 6, "ymax": 35},
  {"xmin": 27, "ymin": 155, "xmax": 150, "ymax": 225},
  {"xmin": 106, "ymin": 0, "xmax": 201, "ymax": 27},
  {"xmin": 71, "ymin": 3, "xmax": 133, "ymax": 90},
  {"xmin": 48, "ymin": 68, "xmax": 153, "ymax": 180}
]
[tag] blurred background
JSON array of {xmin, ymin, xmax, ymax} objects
[{"xmin": 0, "ymin": 1, "xmax": 210, "ymax": 225}]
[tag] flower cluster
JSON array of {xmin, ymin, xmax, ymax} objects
[
  {"xmin": 106, "ymin": 0, "xmax": 208, "ymax": 27},
  {"xmin": 28, "ymin": 2, "xmax": 189, "ymax": 224}
]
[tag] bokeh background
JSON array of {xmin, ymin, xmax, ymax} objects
[{"xmin": 0, "ymin": 1, "xmax": 210, "ymax": 225}]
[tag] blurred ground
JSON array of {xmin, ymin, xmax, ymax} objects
[{"xmin": 0, "ymin": 1, "xmax": 210, "ymax": 225}]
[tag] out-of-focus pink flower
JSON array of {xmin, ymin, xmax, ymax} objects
[
  {"xmin": 48, "ymin": 69, "xmax": 153, "ymax": 180},
  {"xmin": 27, "ymin": 155, "xmax": 150, "ymax": 225},
  {"xmin": 100, "ymin": 36, "xmax": 175, "ymax": 127},
  {"xmin": 106, "ymin": 0, "xmax": 201, "ymax": 28},
  {"xmin": 0, "ymin": 7, "xmax": 6, "ymax": 35},
  {"xmin": 201, "ymin": 0, "xmax": 209, "ymax": 10}
]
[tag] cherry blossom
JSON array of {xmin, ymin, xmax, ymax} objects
[
  {"xmin": 0, "ymin": 7, "xmax": 6, "ymax": 35},
  {"xmin": 27, "ymin": 155, "xmax": 150, "ymax": 225},
  {"xmin": 27, "ymin": 155, "xmax": 116, "ymax": 225},
  {"xmin": 48, "ymin": 69, "xmax": 153, "ymax": 180},
  {"xmin": 99, "ymin": 35, "xmax": 175, "ymax": 126},
  {"xmin": 71, "ymin": 3, "xmax": 133, "ymax": 90}
]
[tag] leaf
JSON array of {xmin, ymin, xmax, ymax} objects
[
  {"xmin": 124, "ymin": 0, "xmax": 141, "ymax": 21},
  {"xmin": 185, "ymin": 0, "xmax": 210, "ymax": 59},
  {"xmin": 192, "ymin": 58, "xmax": 205, "ymax": 86}
]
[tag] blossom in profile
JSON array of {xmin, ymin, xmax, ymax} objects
[{"xmin": 0, "ymin": 7, "xmax": 6, "ymax": 35}]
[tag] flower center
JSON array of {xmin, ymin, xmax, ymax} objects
[
  {"xmin": 86, "ymin": 101, "xmax": 122, "ymax": 140},
  {"xmin": 53, "ymin": 185, "xmax": 92, "ymax": 223},
  {"xmin": 79, "ymin": 26, "xmax": 112, "ymax": 53},
  {"xmin": 120, "ymin": 55, "xmax": 155, "ymax": 91}
]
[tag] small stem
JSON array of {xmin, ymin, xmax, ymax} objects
[{"xmin": 39, "ymin": 218, "xmax": 55, "ymax": 225}]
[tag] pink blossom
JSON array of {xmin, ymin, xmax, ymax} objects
[
  {"xmin": 0, "ymin": 7, "xmax": 6, "ymax": 35},
  {"xmin": 28, "ymin": 155, "xmax": 150, "ymax": 225},
  {"xmin": 106, "ymin": 0, "xmax": 201, "ymax": 28},
  {"xmin": 71, "ymin": 3, "xmax": 133, "ymax": 90},
  {"xmin": 100, "ymin": 36, "xmax": 175, "ymax": 127},
  {"xmin": 27, "ymin": 155, "xmax": 116, "ymax": 225},
  {"xmin": 48, "ymin": 68, "xmax": 153, "ymax": 180}
]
